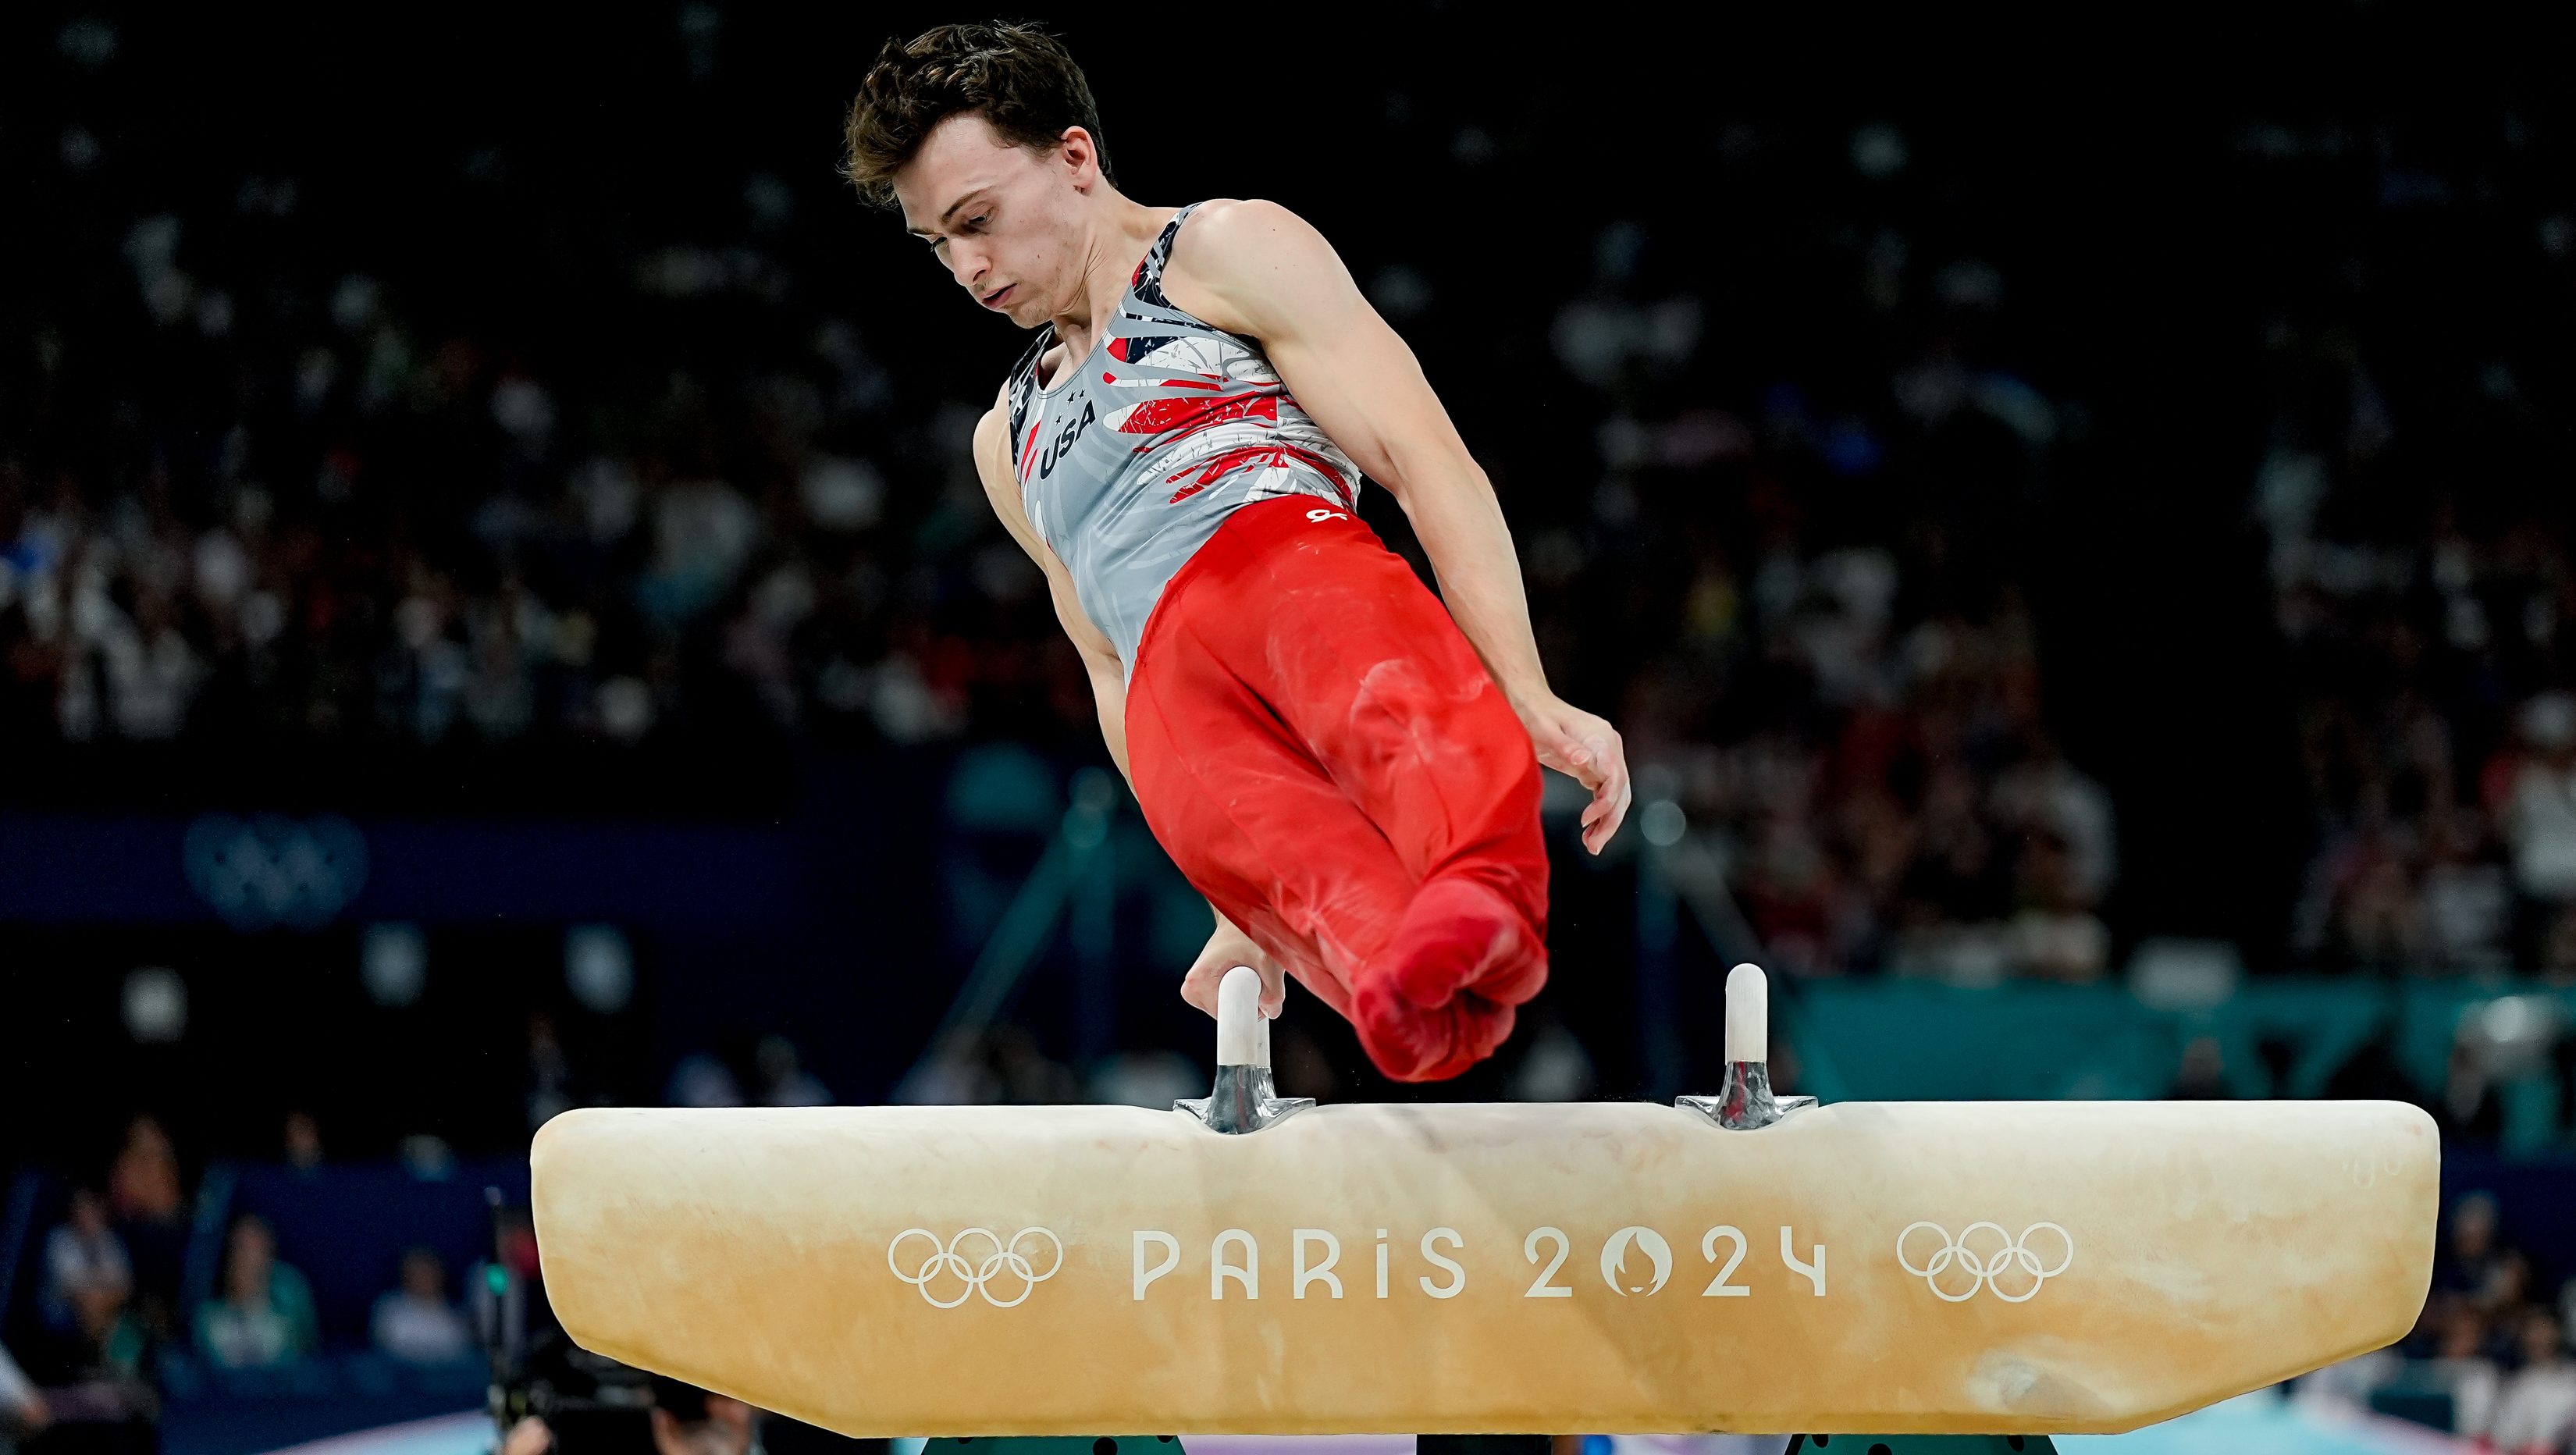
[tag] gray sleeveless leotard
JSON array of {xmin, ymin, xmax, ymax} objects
[{"xmin": 1002, "ymin": 202, "xmax": 1363, "ymax": 672}]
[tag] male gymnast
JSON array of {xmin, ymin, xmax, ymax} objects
[{"xmin": 843, "ymin": 22, "xmax": 1630, "ymax": 1082}]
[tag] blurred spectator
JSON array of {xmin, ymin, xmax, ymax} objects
[
  {"xmin": 372, "ymin": 1248, "xmax": 474, "ymax": 1366},
  {"xmin": 105, "ymin": 1116, "xmax": 187, "ymax": 1333},
  {"xmin": 2007, "ymin": 832, "xmax": 2113, "ymax": 984},
  {"xmin": 2325, "ymin": 1017, "xmax": 2423, "ymax": 1105},
  {"xmin": 2290, "ymin": 1343, "xmax": 2401, "ymax": 1418},
  {"xmin": 193, "ymin": 1215, "xmax": 318, "ymax": 1371},
  {"xmin": 2435, "ymin": 1310, "xmax": 2504, "ymax": 1439},
  {"xmin": 752, "ymin": 1035, "xmax": 831, "ymax": 1107},
  {"xmin": 2165, "ymin": 1037, "xmax": 2231, "ymax": 1100},
  {"xmin": 665, "ymin": 1051, "xmax": 747, "ymax": 1108},
  {"xmin": 397, "ymin": 1133, "xmax": 457, "ymax": 1181},
  {"xmin": 2478, "ymin": 1307, "xmax": 2576, "ymax": 1453},
  {"xmin": 39, "ymin": 1189, "xmax": 131, "ymax": 1333},
  {"xmin": 282, "ymin": 1110, "xmax": 326, "ymax": 1170},
  {"xmin": 525, "ymin": 1012, "xmax": 579, "ymax": 1132},
  {"xmin": 21, "ymin": 1248, "xmax": 158, "ymax": 1450},
  {"xmin": 58, "ymin": 1278, "xmax": 150, "ymax": 1383},
  {"xmin": 2503, "ymin": 695, "xmax": 2576, "ymax": 911},
  {"xmin": 2438, "ymin": 1037, "xmax": 2510, "ymax": 1147},
  {"xmin": 2421, "ymin": 810, "xmax": 2513, "ymax": 973},
  {"xmin": 105, "ymin": 1119, "xmax": 180, "ymax": 1224},
  {"xmin": 2435, "ymin": 1192, "xmax": 2517, "ymax": 1304}
]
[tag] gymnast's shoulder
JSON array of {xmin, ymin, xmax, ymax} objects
[{"xmin": 1165, "ymin": 198, "xmax": 1357, "ymax": 333}]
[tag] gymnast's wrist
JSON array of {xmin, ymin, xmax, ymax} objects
[{"xmin": 1501, "ymin": 679, "xmax": 1559, "ymax": 721}]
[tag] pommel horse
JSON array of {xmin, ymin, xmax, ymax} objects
[{"xmin": 531, "ymin": 966, "xmax": 2437, "ymax": 1455}]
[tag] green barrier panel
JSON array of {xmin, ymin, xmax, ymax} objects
[
  {"xmin": 1786, "ymin": 1439, "xmax": 2055, "ymax": 1454},
  {"xmin": 1791, "ymin": 977, "xmax": 2576, "ymax": 1151},
  {"xmin": 1796, "ymin": 982, "xmax": 2144, "ymax": 1101}
]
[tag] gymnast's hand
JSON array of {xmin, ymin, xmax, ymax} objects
[
  {"xmin": 1181, "ymin": 912, "xmax": 1286, "ymax": 1022},
  {"xmin": 1517, "ymin": 692, "xmax": 1631, "ymax": 855}
]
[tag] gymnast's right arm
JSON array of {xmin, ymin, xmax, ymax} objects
[{"xmin": 973, "ymin": 403, "xmax": 1286, "ymax": 1020}]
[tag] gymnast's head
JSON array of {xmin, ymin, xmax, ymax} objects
[{"xmin": 845, "ymin": 21, "xmax": 1118, "ymax": 329}]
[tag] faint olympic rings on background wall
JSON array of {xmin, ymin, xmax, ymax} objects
[
  {"xmin": 887, "ymin": 1227, "xmax": 1064, "ymax": 1308},
  {"xmin": 183, "ymin": 813, "xmax": 368, "ymax": 930},
  {"xmin": 1896, "ymin": 1221, "xmax": 2074, "ymax": 1303}
]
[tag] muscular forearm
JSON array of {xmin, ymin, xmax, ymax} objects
[{"xmin": 1395, "ymin": 464, "xmax": 1551, "ymax": 711}]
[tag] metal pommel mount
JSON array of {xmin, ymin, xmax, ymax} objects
[
  {"xmin": 1678, "ymin": 962, "xmax": 1818, "ymax": 1130},
  {"xmin": 1176, "ymin": 965, "xmax": 1316, "ymax": 1133}
]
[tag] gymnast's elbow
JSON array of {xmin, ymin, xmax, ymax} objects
[{"xmin": 1373, "ymin": 439, "xmax": 1497, "ymax": 519}]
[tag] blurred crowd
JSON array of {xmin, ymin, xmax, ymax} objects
[
  {"xmin": 0, "ymin": 1115, "xmax": 861, "ymax": 1455},
  {"xmin": 2, "ymin": 16, "xmax": 2118, "ymax": 984},
  {"xmin": 0, "ymin": 1116, "xmax": 482, "ymax": 1455},
  {"xmin": 2245, "ymin": 123, "xmax": 2576, "ymax": 979},
  {"xmin": 1528, "ymin": 201, "xmax": 2115, "ymax": 984}
]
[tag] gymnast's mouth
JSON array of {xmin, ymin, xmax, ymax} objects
[{"xmin": 981, "ymin": 284, "xmax": 1016, "ymax": 309}]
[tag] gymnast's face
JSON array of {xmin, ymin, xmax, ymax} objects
[{"xmin": 897, "ymin": 112, "xmax": 1099, "ymax": 329}]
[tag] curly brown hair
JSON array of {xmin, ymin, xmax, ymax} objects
[{"xmin": 841, "ymin": 21, "xmax": 1113, "ymax": 208}]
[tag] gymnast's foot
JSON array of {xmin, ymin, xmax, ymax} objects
[{"xmin": 1352, "ymin": 877, "xmax": 1547, "ymax": 1081}]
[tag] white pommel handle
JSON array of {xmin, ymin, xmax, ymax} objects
[
  {"xmin": 1217, "ymin": 965, "xmax": 1264, "ymax": 1069},
  {"xmin": 1725, "ymin": 962, "xmax": 1767, "ymax": 1064}
]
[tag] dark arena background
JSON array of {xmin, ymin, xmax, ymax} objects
[{"xmin": 5, "ymin": 7, "xmax": 2574, "ymax": 1455}]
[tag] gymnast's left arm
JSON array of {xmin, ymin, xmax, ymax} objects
[{"xmin": 1168, "ymin": 197, "xmax": 1632, "ymax": 853}]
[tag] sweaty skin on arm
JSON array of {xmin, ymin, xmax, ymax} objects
[
  {"xmin": 1158, "ymin": 198, "xmax": 1633, "ymax": 855},
  {"xmin": 972, "ymin": 394, "xmax": 1287, "ymax": 1018}
]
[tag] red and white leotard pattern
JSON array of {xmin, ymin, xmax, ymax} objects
[{"xmin": 1003, "ymin": 202, "xmax": 1363, "ymax": 671}]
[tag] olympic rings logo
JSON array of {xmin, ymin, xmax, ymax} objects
[
  {"xmin": 1896, "ymin": 1222, "xmax": 2073, "ymax": 1303},
  {"xmin": 887, "ymin": 1228, "xmax": 1064, "ymax": 1308}
]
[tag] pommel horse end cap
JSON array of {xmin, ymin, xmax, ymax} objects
[{"xmin": 531, "ymin": 964, "xmax": 2439, "ymax": 1441}]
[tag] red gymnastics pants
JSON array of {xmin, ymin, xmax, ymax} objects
[{"xmin": 1124, "ymin": 494, "xmax": 1550, "ymax": 1082}]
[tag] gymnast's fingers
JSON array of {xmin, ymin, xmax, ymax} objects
[
  {"xmin": 1553, "ymin": 724, "xmax": 1606, "ymax": 792},
  {"xmin": 1179, "ymin": 959, "xmax": 1223, "ymax": 1018},
  {"xmin": 1580, "ymin": 732, "xmax": 1631, "ymax": 854}
]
